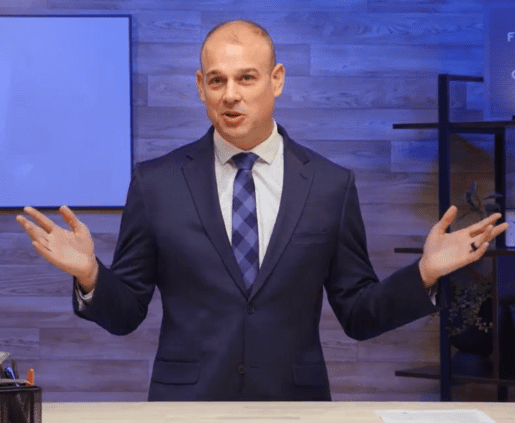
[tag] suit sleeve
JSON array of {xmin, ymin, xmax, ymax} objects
[
  {"xmin": 324, "ymin": 170, "xmax": 437, "ymax": 341},
  {"xmin": 73, "ymin": 165, "xmax": 158, "ymax": 335}
]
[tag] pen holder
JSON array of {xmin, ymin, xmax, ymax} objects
[{"xmin": 0, "ymin": 385, "xmax": 41, "ymax": 423}]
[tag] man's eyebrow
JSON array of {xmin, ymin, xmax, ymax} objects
[
  {"xmin": 205, "ymin": 70, "xmax": 223, "ymax": 78},
  {"xmin": 238, "ymin": 68, "xmax": 259, "ymax": 74},
  {"xmin": 204, "ymin": 68, "xmax": 260, "ymax": 78}
]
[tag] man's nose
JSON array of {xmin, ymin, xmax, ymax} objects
[{"xmin": 222, "ymin": 80, "xmax": 241, "ymax": 103}]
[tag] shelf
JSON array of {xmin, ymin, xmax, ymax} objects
[
  {"xmin": 394, "ymin": 247, "xmax": 515, "ymax": 256},
  {"xmin": 391, "ymin": 74, "xmax": 512, "ymax": 401},
  {"xmin": 393, "ymin": 121, "xmax": 515, "ymax": 131},
  {"xmin": 395, "ymin": 365, "xmax": 515, "ymax": 387}
]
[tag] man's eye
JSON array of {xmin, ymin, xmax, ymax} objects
[
  {"xmin": 209, "ymin": 77, "xmax": 222, "ymax": 85},
  {"xmin": 241, "ymin": 75, "xmax": 254, "ymax": 81}
]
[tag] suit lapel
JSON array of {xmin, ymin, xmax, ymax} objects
[
  {"xmin": 250, "ymin": 127, "xmax": 314, "ymax": 298},
  {"xmin": 181, "ymin": 126, "xmax": 314, "ymax": 299},
  {"xmin": 181, "ymin": 128, "xmax": 249, "ymax": 296}
]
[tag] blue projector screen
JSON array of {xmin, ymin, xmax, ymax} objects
[{"xmin": 0, "ymin": 16, "xmax": 132, "ymax": 209}]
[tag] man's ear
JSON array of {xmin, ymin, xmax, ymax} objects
[
  {"xmin": 271, "ymin": 64, "xmax": 285, "ymax": 98},
  {"xmin": 196, "ymin": 70, "xmax": 206, "ymax": 103}
]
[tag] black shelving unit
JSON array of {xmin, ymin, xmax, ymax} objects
[{"xmin": 392, "ymin": 74, "xmax": 515, "ymax": 401}]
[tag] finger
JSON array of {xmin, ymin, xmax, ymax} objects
[
  {"xmin": 471, "ymin": 241, "xmax": 489, "ymax": 261},
  {"xmin": 15, "ymin": 215, "xmax": 29, "ymax": 230},
  {"xmin": 487, "ymin": 222, "xmax": 509, "ymax": 240},
  {"xmin": 436, "ymin": 205, "xmax": 458, "ymax": 233},
  {"xmin": 59, "ymin": 205, "xmax": 81, "ymax": 232},
  {"xmin": 22, "ymin": 206, "xmax": 56, "ymax": 234},
  {"xmin": 469, "ymin": 213, "xmax": 502, "ymax": 237},
  {"xmin": 16, "ymin": 215, "xmax": 34, "ymax": 238},
  {"xmin": 16, "ymin": 215, "xmax": 49, "ymax": 243},
  {"xmin": 472, "ymin": 224, "xmax": 494, "ymax": 247}
]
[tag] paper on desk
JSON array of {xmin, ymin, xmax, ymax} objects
[
  {"xmin": 0, "ymin": 352, "xmax": 9, "ymax": 365},
  {"xmin": 376, "ymin": 410, "xmax": 496, "ymax": 423}
]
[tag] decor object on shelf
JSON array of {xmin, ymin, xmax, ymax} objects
[
  {"xmin": 448, "ymin": 182, "xmax": 505, "ymax": 377},
  {"xmin": 449, "ymin": 181, "xmax": 503, "ymax": 336}
]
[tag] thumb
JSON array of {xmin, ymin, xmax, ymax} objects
[
  {"xmin": 436, "ymin": 205, "xmax": 458, "ymax": 233},
  {"xmin": 59, "ymin": 205, "xmax": 82, "ymax": 232}
]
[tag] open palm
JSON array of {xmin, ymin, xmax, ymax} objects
[
  {"xmin": 16, "ymin": 206, "xmax": 96, "ymax": 281},
  {"xmin": 419, "ymin": 205, "xmax": 509, "ymax": 287}
]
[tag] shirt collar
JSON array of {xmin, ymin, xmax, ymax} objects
[{"xmin": 213, "ymin": 120, "xmax": 281, "ymax": 166}]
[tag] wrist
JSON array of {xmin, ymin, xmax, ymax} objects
[
  {"xmin": 418, "ymin": 258, "xmax": 437, "ymax": 289},
  {"xmin": 77, "ymin": 260, "xmax": 98, "ymax": 294}
]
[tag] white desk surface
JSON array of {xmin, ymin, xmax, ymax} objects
[{"xmin": 42, "ymin": 401, "xmax": 514, "ymax": 422}]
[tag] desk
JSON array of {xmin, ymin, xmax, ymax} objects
[{"xmin": 42, "ymin": 401, "xmax": 514, "ymax": 422}]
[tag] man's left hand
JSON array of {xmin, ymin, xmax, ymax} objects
[{"xmin": 418, "ymin": 205, "xmax": 509, "ymax": 288}]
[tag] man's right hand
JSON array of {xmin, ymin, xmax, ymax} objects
[{"xmin": 16, "ymin": 205, "xmax": 98, "ymax": 293}]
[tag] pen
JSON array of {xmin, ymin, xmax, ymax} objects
[
  {"xmin": 26, "ymin": 369, "xmax": 35, "ymax": 387},
  {"xmin": 11, "ymin": 360, "xmax": 19, "ymax": 379},
  {"xmin": 4, "ymin": 366, "xmax": 17, "ymax": 385}
]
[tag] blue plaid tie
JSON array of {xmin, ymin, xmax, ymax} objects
[{"xmin": 232, "ymin": 152, "xmax": 259, "ymax": 292}]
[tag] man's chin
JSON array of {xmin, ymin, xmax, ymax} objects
[
  {"xmin": 215, "ymin": 122, "xmax": 271, "ymax": 150},
  {"xmin": 217, "ymin": 127, "xmax": 251, "ymax": 148}
]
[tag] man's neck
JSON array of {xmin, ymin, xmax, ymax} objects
[
  {"xmin": 213, "ymin": 121, "xmax": 280, "ymax": 165},
  {"xmin": 215, "ymin": 123, "xmax": 277, "ymax": 151}
]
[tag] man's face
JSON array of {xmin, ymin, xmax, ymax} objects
[{"xmin": 196, "ymin": 25, "xmax": 285, "ymax": 150}]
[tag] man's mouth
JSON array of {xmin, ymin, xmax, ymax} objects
[{"xmin": 224, "ymin": 112, "xmax": 242, "ymax": 118}]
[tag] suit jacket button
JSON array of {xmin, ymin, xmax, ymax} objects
[
  {"xmin": 237, "ymin": 364, "xmax": 245, "ymax": 374},
  {"xmin": 246, "ymin": 303, "xmax": 255, "ymax": 314}
]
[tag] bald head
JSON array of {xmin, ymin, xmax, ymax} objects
[
  {"xmin": 195, "ymin": 19, "xmax": 285, "ymax": 150},
  {"xmin": 200, "ymin": 20, "xmax": 276, "ymax": 72}
]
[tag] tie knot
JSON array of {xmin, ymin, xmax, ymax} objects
[{"xmin": 232, "ymin": 152, "xmax": 259, "ymax": 170}]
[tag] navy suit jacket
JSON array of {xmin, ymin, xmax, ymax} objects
[{"xmin": 73, "ymin": 124, "xmax": 437, "ymax": 401}]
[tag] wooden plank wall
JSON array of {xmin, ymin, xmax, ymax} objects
[{"xmin": 0, "ymin": 0, "xmax": 512, "ymax": 402}]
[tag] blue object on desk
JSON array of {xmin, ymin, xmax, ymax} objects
[{"xmin": 4, "ymin": 366, "xmax": 18, "ymax": 385}]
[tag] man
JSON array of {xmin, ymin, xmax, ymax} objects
[{"xmin": 17, "ymin": 20, "xmax": 508, "ymax": 401}]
